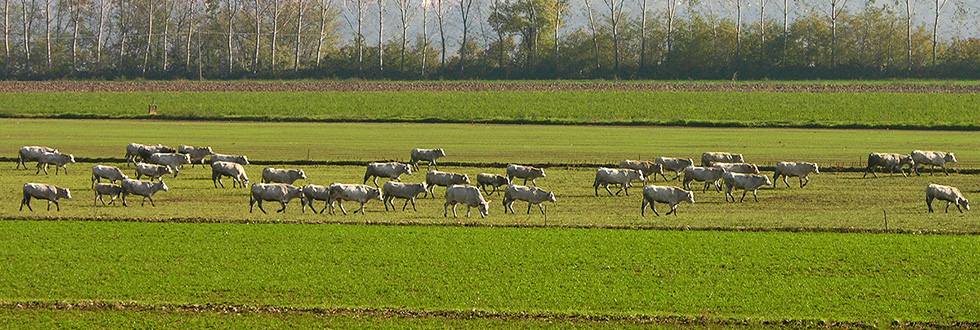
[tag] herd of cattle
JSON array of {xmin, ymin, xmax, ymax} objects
[{"xmin": 14, "ymin": 144, "xmax": 972, "ymax": 217}]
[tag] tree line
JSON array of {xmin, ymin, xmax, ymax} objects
[{"xmin": 0, "ymin": 0, "xmax": 976, "ymax": 80}]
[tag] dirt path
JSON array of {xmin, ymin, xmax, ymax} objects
[{"xmin": 0, "ymin": 80, "xmax": 976, "ymax": 93}]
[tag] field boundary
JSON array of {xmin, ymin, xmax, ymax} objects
[
  {"xmin": 7, "ymin": 113, "xmax": 980, "ymax": 131},
  {"xmin": 1, "ymin": 300, "xmax": 958, "ymax": 328},
  {"xmin": 4, "ymin": 157, "xmax": 977, "ymax": 174},
  {"xmin": 3, "ymin": 216, "xmax": 978, "ymax": 236},
  {"xmin": 1, "ymin": 80, "xmax": 977, "ymax": 93}
]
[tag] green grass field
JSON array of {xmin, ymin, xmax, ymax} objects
[
  {"xmin": 0, "ymin": 221, "xmax": 976, "ymax": 327},
  {"xmin": 5, "ymin": 119, "xmax": 980, "ymax": 168},
  {"xmin": 4, "ymin": 163, "xmax": 979, "ymax": 232},
  {"xmin": 1, "ymin": 91, "xmax": 978, "ymax": 129}
]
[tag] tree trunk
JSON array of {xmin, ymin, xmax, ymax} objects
[
  {"xmin": 228, "ymin": 0, "xmax": 236, "ymax": 73},
  {"xmin": 163, "ymin": 0, "xmax": 173, "ymax": 71},
  {"xmin": 905, "ymin": 0, "xmax": 912, "ymax": 70},
  {"xmin": 734, "ymin": 0, "xmax": 741, "ymax": 66},
  {"xmin": 253, "ymin": 0, "xmax": 260, "ymax": 73},
  {"xmin": 554, "ymin": 0, "xmax": 563, "ymax": 75},
  {"xmin": 43, "ymin": 0, "xmax": 50, "ymax": 69},
  {"xmin": 604, "ymin": 0, "xmax": 623, "ymax": 76},
  {"xmin": 584, "ymin": 0, "xmax": 599, "ymax": 71},
  {"xmin": 377, "ymin": 0, "xmax": 383, "ymax": 73},
  {"xmin": 294, "ymin": 0, "xmax": 303, "ymax": 71},
  {"xmin": 96, "ymin": 0, "xmax": 107, "ymax": 65},
  {"xmin": 932, "ymin": 0, "xmax": 946, "ymax": 65},
  {"xmin": 421, "ymin": 0, "xmax": 428, "ymax": 76},
  {"xmin": 271, "ymin": 0, "xmax": 280, "ymax": 73},
  {"xmin": 436, "ymin": 0, "xmax": 445, "ymax": 68},
  {"xmin": 638, "ymin": 0, "xmax": 646, "ymax": 70},
  {"xmin": 458, "ymin": 0, "xmax": 472, "ymax": 75},
  {"xmin": 782, "ymin": 0, "xmax": 787, "ymax": 63},
  {"xmin": 396, "ymin": 0, "xmax": 410, "ymax": 72},
  {"xmin": 21, "ymin": 0, "xmax": 32, "ymax": 71},
  {"xmin": 186, "ymin": 0, "xmax": 193, "ymax": 69},
  {"xmin": 3, "ymin": 0, "xmax": 8, "ymax": 64},
  {"xmin": 143, "ymin": 0, "xmax": 153, "ymax": 75},
  {"xmin": 315, "ymin": 0, "xmax": 326, "ymax": 67},
  {"xmin": 665, "ymin": 0, "xmax": 675, "ymax": 61},
  {"xmin": 759, "ymin": 0, "xmax": 765, "ymax": 52},
  {"xmin": 70, "ymin": 0, "xmax": 80, "ymax": 70}
]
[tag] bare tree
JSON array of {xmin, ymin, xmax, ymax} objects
[
  {"xmin": 553, "ymin": 0, "xmax": 567, "ymax": 74},
  {"xmin": 664, "ymin": 0, "xmax": 678, "ymax": 61},
  {"xmin": 930, "ymin": 0, "xmax": 950, "ymax": 65},
  {"xmin": 434, "ymin": 0, "xmax": 445, "ymax": 67},
  {"xmin": 252, "ymin": 0, "xmax": 261, "ymax": 73},
  {"xmin": 904, "ymin": 0, "xmax": 914, "ymax": 69},
  {"xmin": 584, "ymin": 0, "xmax": 599, "ymax": 70},
  {"xmin": 376, "ymin": 0, "xmax": 384, "ymax": 72},
  {"xmin": 2, "ymin": 0, "xmax": 8, "ymax": 63},
  {"xmin": 271, "ymin": 0, "xmax": 282, "ymax": 73},
  {"xmin": 294, "ymin": 0, "xmax": 304, "ymax": 71},
  {"xmin": 95, "ymin": 0, "xmax": 109, "ymax": 65},
  {"xmin": 22, "ymin": 0, "xmax": 36, "ymax": 70},
  {"xmin": 729, "ymin": 0, "xmax": 742, "ymax": 64},
  {"xmin": 162, "ymin": 0, "xmax": 175, "ymax": 71},
  {"xmin": 457, "ymin": 0, "xmax": 473, "ymax": 74},
  {"xmin": 639, "ymin": 0, "xmax": 647, "ymax": 70},
  {"xmin": 420, "ymin": 0, "xmax": 428, "ymax": 75},
  {"xmin": 341, "ymin": 0, "xmax": 365, "ymax": 73},
  {"xmin": 759, "ymin": 0, "xmax": 766, "ymax": 48},
  {"xmin": 68, "ymin": 0, "xmax": 83, "ymax": 69},
  {"xmin": 829, "ymin": 0, "xmax": 848, "ymax": 67},
  {"xmin": 119, "ymin": 0, "xmax": 128, "ymax": 61},
  {"xmin": 227, "ymin": 0, "xmax": 239, "ymax": 73},
  {"xmin": 781, "ymin": 0, "xmax": 788, "ymax": 62},
  {"xmin": 42, "ymin": 0, "xmax": 51, "ymax": 69},
  {"xmin": 394, "ymin": 0, "xmax": 415, "ymax": 71},
  {"xmin": 142, "ymin": 0, "xmax": 153, "ymax": 74},
  {"xmin": 186, "ymin": 0, "xmax": 195, "ymax": 69},
  {"xmin": 488, "ymin": 0, "xmax": 504, "ymax": 70},
  {"xmin": 601, "ymin": 0, "xmax": 625, "ymax": 76},
  {"xmin": 315, "ymin": 0, "xmax": 332, "ymax": 67}
]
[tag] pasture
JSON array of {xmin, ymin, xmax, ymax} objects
[
  {"xmin": 3, "ymin": 82, "xmax": 980, "ymax": 327},
  {"xmin": 0, "ymin": 89, "xmax": 978, "ymax": 129},
  {"xmin": 0, "ymin": 221, "xmax": 977, "ymax": 327}
]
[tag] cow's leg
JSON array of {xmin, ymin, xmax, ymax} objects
[
  {"xmin": 373, "ymin": 177, "xmax": 380, "ymax": 187},
  {"xmin": 753, "ymin": 190, "xmax": 759, "ymax": 202},
  {"xmin": 443, "ymin": 202, "xmax": 450, "ymax": 217},
  {"xmin": 526, "ymin": 202, "xmax": 532, "ymax": 215},
  {"xmin": 402, "ymin": 199, "xmax": 410, "ymax": 211},
  {"xmin": 465, "ymin": 206, "xmax": 472, "ymax": 218},
  {"xmin": 452, "ymin": 204, "xmax": 459, "ymax": 218},
  {"xmin": 255, "ymin": 200, "xmax": 268, "ymax": 214},
  {"xmin": 624, "ymin": 185, "xmax": 630, "ymax": 196},
  {"xmin": 277, "ymin": 201, "xmax": 287, "ymax": 213},
  {"xmin": 956, "ymin": 203, "xmax": 963, "ymax": 213},
  {"xmin": 783, "ymin": 176, "xmax": 790, "ymax": 188},
  {"xmin": 47, "ymin": 200, "xmax": 52, "ymax": 211},
  {"xmin": 355, "ymin": 202, "xmax": 365, "ymax": 215},
  {"xmin": 594, "ymin": 183, "xmax": 600, "ymax": 197},
  {"xmin": 659, "ymin": 173, "xmax": 668, "ymax": 182},
  {"xmin": 20, "ymin": 196, "xmax": 32, "ymax": 211},
  {"xmin": 410, "ymin": 198, "xmax": 418, "ymax": 212},
  {"xmin": 121, "ymin": 193, "xmax": 128, "ymax": 207},
  {"xmin": 666, "ymin": 204, "xmax": 675, "ymax": 216},
  {"xmin": 641, "ymin": 199, "xmax": 648, "ymax": 216},
  {"xmin": 651, "ymin": 201, "xmax": 660, "ymax": 216},
  {"xmin": 943, "ymin": 166, "xmax": 949, "ymax": 176},
  {"xmin": 538, "ymin": 204, "xmax": 546, "ymax": 216},
  {"xmin": 739, "ymin": 191, "xmax": 748, "ymax": 203},
  {"xmin": 945, "ymin": 202, "xmax": 951, "ymax": 213},
  {"xmin": 605, "ymin": 185, "xmax": 616, "ymax": 196},
  {"xmin": 53, "ymin": 200, "xmax": 60, "ymax": 211},
  {"xmin": 338, "ymin": 201, "xmax": 349, "ymax": 215}
]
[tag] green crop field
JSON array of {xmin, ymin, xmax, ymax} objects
[
  {"xmin": 0, "ymin": 90, "xmax": 978, "ymax": 129},
  {"xmin": 0, "ymin": 221, "xmax": 977, "ymax": 328},
  {"xmin": 5, "ymin": 119, "xmax": 980, "ymax": 168}
]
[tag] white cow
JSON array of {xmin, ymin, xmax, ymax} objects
[
  {"xmin": 35, "ymin": 152, "xmax": 75, "ymax": 175},
  {"xmin": 620, "ymin": 160, "xmax": 667, "ymax": 182},
  {"xmin": 91, "ymin": 165, "xmax": 129, "ymax": 186},
  {"xmin": 382, "ymin": 182, "xmax": 428, "ymax": 212},
  {"xmin": 911, "ymin": 150, "xmax": 958, "ymax": 176},
  {"xmin": 926, "ymin": 184, "xmax": 970, "ymax": 213},
  {"xmin": 93, "ymin": 183, "xmax": 124, "ymax": 206},
  {"xmin": 20, "ymin": 183, "xmax": 72, "ymax": 211},
  {"xmin": 17, "ymin": 146, "xmax": 58, "ymax": 170},
  {"xmin": 773, "ymin": 162, "xmax": 820, "ymax": 188},
  {"xmin": 363, "ymin": 162, "xmax": 412, "ymax": 187},
  {"xmin": 506, "ymin": 164, "xmax": 546, "ymax": 186},
  {"xmin": 327, "ymin": 183, "xmax": 383, "ymax": 215},
  {"xmin": 655, "ymin": 157, "xmax": 694, "ymax": 180},
  {"xmin": 593, "ymin": 167, "xmax": 645, "ymax": 196},
  {"xmin": 211, "ymin": 161, "xmax": 250, "ymax": 188},
  {"xmin": 502, "ymin": 185, "xmax": 556, "ymax": 216},
  {"xmin": 121, "ymin": 179, "xmax": 170, "ymax": 207},
  {"xmin": 641, "ymin": 185, "xmax": 695, "ymax": 216},
  {"xmin": 864, "ymin": 153, "xmax": 915, "ymax": 178},
  {"xmin": 249, "ymin": 183, "xmax": 306, "ymax": 214},
  {"xmin": 723, "ymin": 172, "xmax": 773, "ymax": 203},
  {"xmin": 410, "ymin": 148, "xmax": 447, "ymax": 170},
  {"xmin": 682, "ymin": 166, "xmax": 726, "ymax": 192},
  {"xmin": 262, "ymin": 167, "xmax": 307, "ymax": 185},
  {"xmin": 701, "ymin": 152, "xmax": 744, "ymax": 167},
  {"xmin": 444, "ymin": 185, "xmax": 490, "ymax": 218}
]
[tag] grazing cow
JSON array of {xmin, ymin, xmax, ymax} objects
[
  {"xmin": 476, "ymin": 173, "xmax": 510, "ymax": 196},
  {"xmin": 249, "ymin": 183, "xmax": 305, "ymax": 214},
  {"xmin": 262, "ymin": 167, "xmax": 307, "ymax": 185},
  {"xmin": 506, "ymin": 164, "xmax": 546, "ymax": 186},
  {"xmin": 773, "ymin": 162, "xmax": 820, "ymax": 188},
  {"xmin": 425, "ymin": 170, "xmax": 470, "ymax": 197},
  {"xmin": 211, "ymin": 161, "xmax": 250, "ymax": 188},
  {"xmin": 121, "ymin": 179, "xmax": 169, "ymax": 207},
  {"xmin": 17, "ymin": 146, "xmax": 57, "ymax": 170},
  {"xmin": 864, "ymin": 153, "xmax": 915, "ymax": 178},
  {"xmin": 363, "ymin": 162, "xmax": 412, "ymax": 187},
  {"xmin": 382, "ymin": 182, "xmax": 428, "ymax": 212},
  {"xmin": 91, "ymin": 165, "xmax": 129, "ymax": 187},
  {"xmin": 723, "ymin": 172, "xmax": 773, "ymax": 203},
  {"xmin": 93, "ymin": 183, "xmax": 124, "ymax": 206},
  {"xmin": 926, "ymin": 184, "xmax": 970, "ymax": 213},
  {"xmin": 444, "ymin": 185, "xmax": 490, "ymax": 218},
  {"xmin": 711, "ymin": 162, "xmax": 760, "ymax": 174},
  {"xmin": 593, "ymin": 167, "xmax": 645, "ymax": 196},
  {"xmin": 149, "ymin": 153, "xmax": 192, "ymax": 177},
  {"xmin": 178, "ymin": 145, "xmax": 215, "ymax": 167},
  {"xmin": 911, "ymin": 150, "xmax": 958, "ymax": 176},
  {"xmin": 211, "ymin": 153, "xmax": 250, "ymax": 165},
  {"xmin": 410, "ymin": 148, "xmax": 447, "ymax": 170},
  {"xmin": 327, "ymin": 184, "xmax": 383, "ymax": 215},
  {"xmin": 301, "ymin": 184, "xmax": 332, "ymax": 214},
  {"xmin": 701, "ymin": 152, "xmax": 744, "ymax": 167},
  {"xmin": 641, "ymin": 185, "xmax": 695, "ymax": 217},
  {"xmin": 682, "ymin": 166, "xmax": 726, "ymax": 193},
  {"xmin": 621, "ymin": 160, "xmax": 667, "ymax": 182},
  {"xmin": 126, "ymin": 143, "xmax": 175, "ymax": 166},
  {"xmin": 20, "ymin": 183, "xmax": 71, "ymax": 212},
  {"xmin": 502, "ymin": 185, "xmax": 556, "ymax": 216},
  {"xmin": 655, "ymin": 157, "xmax": 695, "ymax": 180},
  {"xmin": 35, "ymin": 152, "xmax": 76, "ymax": 175},
  {"xmin": 135, "ymin": 162, "xmax": 173, "ymax": 181}
]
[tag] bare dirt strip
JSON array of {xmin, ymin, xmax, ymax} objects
[
  {"xmin": 3, "ymin": 216, "xmax": 976, "ymax": 236},
  {"xmin": 0, "ymin": 80, "xmax": 976, "ymax": 93},
  {"xmin": 0, "ymin": 300, "xmax": 898, "ymax": 328}
]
